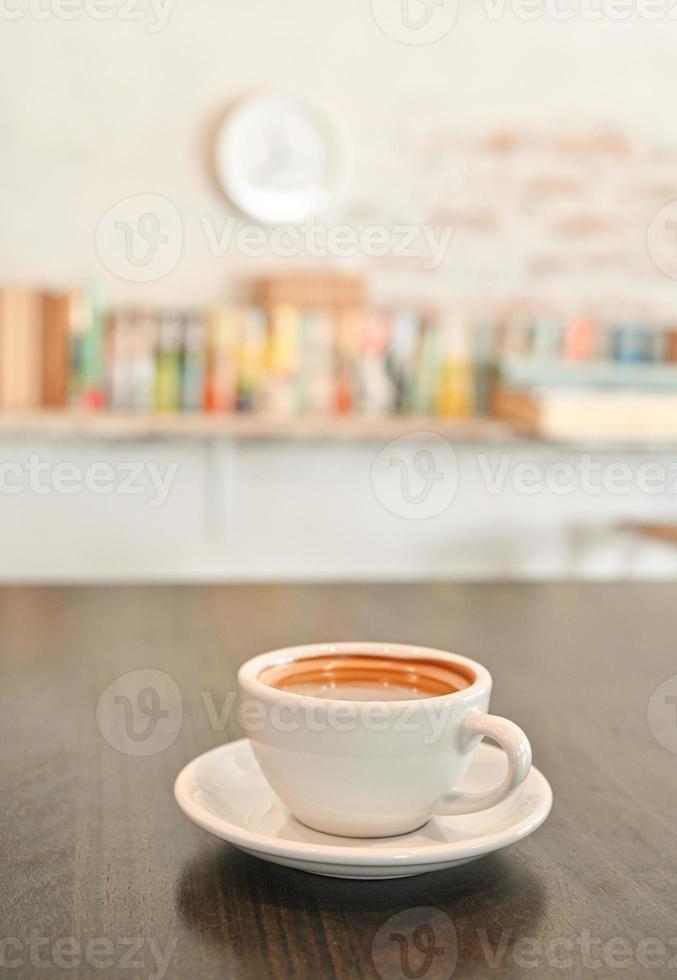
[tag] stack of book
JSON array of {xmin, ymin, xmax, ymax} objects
[
  {"xmin": 0, "ymin": 284, "xmax": 477, "ymax": 418},
  {"xmin": 490, "ymin": 313, "xmax": 677, "ymax": 438}
]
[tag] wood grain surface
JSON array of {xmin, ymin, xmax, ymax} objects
[{"xmin": 1, "ymin": 583, "xmax": 676, "ymax": 979}]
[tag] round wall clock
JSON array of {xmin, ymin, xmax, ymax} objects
[{"xmin": 215, "ymin": 93, "xmax": 348, "ymax": 225}]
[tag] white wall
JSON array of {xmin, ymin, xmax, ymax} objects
[{"xmin": 1, "ymin": 435, "xmax": 676, "ymax": 581}]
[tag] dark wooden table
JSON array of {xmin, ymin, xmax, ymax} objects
[{"xmin": 2, "ymin": 584, "xmax": 677, "ymax": 979}]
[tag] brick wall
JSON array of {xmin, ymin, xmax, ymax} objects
[{"xmin": 345, "ymin": 121, "xmax": 677, "ymax": 318}]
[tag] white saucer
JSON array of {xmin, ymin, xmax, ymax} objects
[{"xmin": 175, "ymin": 738, "xmax": 552, "ymax": 879}]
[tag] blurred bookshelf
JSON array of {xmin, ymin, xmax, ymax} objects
[
  {"xmin": 0, "ymin": 411, "xmax": 514, "ymax": 441},
  {"xmin": 3, "ymin": 276, "xmax": 677, "ymax": 445},
  {"xmin": 1, "ymin": 413, "xmax": 676, "ymax": 449}
]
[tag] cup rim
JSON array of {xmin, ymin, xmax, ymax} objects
[{"xmin": 238, "ymin": 641, "xmax": 491, "ymax": 707}]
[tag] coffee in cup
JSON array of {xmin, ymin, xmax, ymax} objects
[{"xmin": 238, "ymin": 642, "xmax": 532, "ymax": 838}]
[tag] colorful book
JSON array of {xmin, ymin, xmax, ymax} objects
[
  {"xmin": 298, "ymin": 309, "xmax": 334, "ymax": 414},
  {"xmin": 564, "ymin": 317, "xmax": 597, "ymax": 362},
  {"xmin": 473, "ymin": 319, "xmax": 498, "ymax": 416},
  {"xmin": 237, "ymin": 308, "xmax": 267, "ymax": 412},
  {"xmin": 131, "ymin": 311, "xmax": 157, "ymax": 413},
  {"xmin": 205, "ymin": 308, "xmax": 239, "ymax": 413},
  {"xmin": 612, "ymin": 324, "xmax": 654, "ymax": 364},
  {"xmin": 334, "ymin": 308, "xmax": 362, "ymax": 414},
  {"xmin": 68, "ymin": 289, "xmax": 88, "ymax": 407},
  {"xmin": 386, "ymin": 310, "xmax": 419, "ymax": 413},
  {"xmin": 154, "ymin": 313, "xmax": 182, "ymax": 412},
  {"xmin": 266, "ymin": 305, "xmax": 300, "ymax": 415},
  {"xmin": 357, "ymin": 311, "xmax": 394, "ymax": 415},
  {"xmin": 436, "ymin": 313, "xmax": 473, "ymax": 418},
  {"xmin": 81, "ymin": 285, "xmax": 106, "ymax": 409},
  {"xmin": 531, "ymin": 317, "xmax": 562, "ymax": 360},
  {"xmin": 181, "ymin": 312, "xmax": 206, "ymax": 412},
  {"xmin": 0, "ymin": 287, "xmax": 42, "ymax": 410},
  {"xmin": 409, "ymin": 313, "xmax": 442, "ymax": 414},
  {"xmin": 667, "ymin": 328, "xmax": 677, "ymax": 363},
  {"xmin": 108, "ymin": 310, "xmax": 136, "ymax": 411},
  {"xmin": 41, "ymin": 292, "xmax": 71, "ymax": 408}
]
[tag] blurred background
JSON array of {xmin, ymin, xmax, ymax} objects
[{"xmin": 2, "ymin": 0, "xmax": 677, "ymax": 581}]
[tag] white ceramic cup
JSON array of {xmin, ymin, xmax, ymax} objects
[{"xmin": 238, "ymin": 641, "xmax": 532, "ymax": 838}]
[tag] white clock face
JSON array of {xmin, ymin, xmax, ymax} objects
[{"xmin": 215, "ymin": 94, "xmax": 347, "ymax": 224}]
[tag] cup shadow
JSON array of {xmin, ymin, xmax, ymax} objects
[{"xmin": 175, "ymin": 841, "xmax": 547, "ymax": 976}]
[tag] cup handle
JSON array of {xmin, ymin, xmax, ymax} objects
[{"xmin": 432, "ymin": 710, "xmax": 532, "ymax": 816}]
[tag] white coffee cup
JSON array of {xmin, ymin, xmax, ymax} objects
[{"xmin": 238, "ymin": 641, "xmax": 532, "ymax": 838}]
